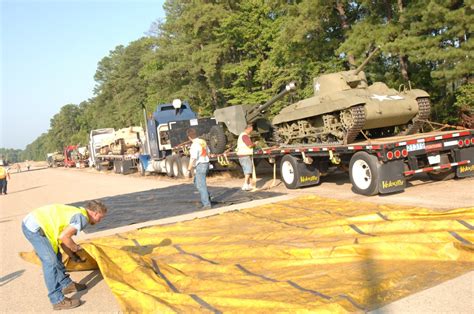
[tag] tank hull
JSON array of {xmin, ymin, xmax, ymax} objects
[{"xmin": 272, "ymin": 79, "xmax": 430, "ymax": 144}]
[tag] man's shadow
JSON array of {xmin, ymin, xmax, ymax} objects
[{"xmin": 70, "ymin": 270, "xmax": 103, "ymax": 300}]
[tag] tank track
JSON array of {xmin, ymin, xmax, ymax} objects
[
  {"xmin": 399, "ymin": 97, "xmax": 431, "ymax": 136},
  {"xmin": 271, "ymin": 126, "xmax": 282, "ymax": 143},
  {"xmin": 344, "ymin": 105, "xmax": 366, "ymax": 144}
]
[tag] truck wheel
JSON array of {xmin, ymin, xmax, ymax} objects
[
  {"xmin": 428, "ymin": 170, "xmax": 455, "ymax": 181},
  {"xmin": 208, "ymin": 125, "xmax": 227, "ymax": 154},
  {"xmin": 165, "ymin": 155, "xmax": 174, "ymax": 177},
  {"xmin": 171, "ymin": 155, "xmax": 183, "ymax": 178},
  {"xmin": 180, "ymin": 156, "xmax": 190, "ymax": 178},
  {"xmin": 137, "ymin": 160, "xmax": 145, "ymax": 176},
  {"xmin": 349, "ymin": 152, "xmax": 380, "ymax": 196},
  {"xmin": 280, "ymin": 155, "xmax": 300, "ymax": 189}
]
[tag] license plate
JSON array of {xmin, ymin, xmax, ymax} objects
[
  {"xmin": 428, "ymin": 154, "xmax": 440, "ymax": 165},
  {"xmin": 407, "ymin": 142, "xmax": 425, "ymax": 152}
]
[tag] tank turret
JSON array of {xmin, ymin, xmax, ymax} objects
[{"xmin": 272, "ymin": 48, "xmax": 431, "ymax": 145}]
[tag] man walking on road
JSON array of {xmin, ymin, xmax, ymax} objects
[
  {"xmin": 237, "ymin": 124, "xmax": 256, "ymax": 191},
  {"xmin": 22, "ymin": 200, "xmax": 108, "ymax": 310},
  {"xmin": 187, "ymin": 128, "xmax": 212, "ymax": 209}
]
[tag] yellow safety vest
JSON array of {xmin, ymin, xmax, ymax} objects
[
  {"xmin": 32, "ymin": 204, "xmax": 89, "ymax": 253},
  {"xmin": 0, "ymin": 167, "xmax": 6, "ymax": 179},
  {"xmin": 237, "ymin": 132, "xmax": 254, "ymax": 156}
]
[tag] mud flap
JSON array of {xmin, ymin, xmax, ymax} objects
[
  {"xmin": 280, "ymin": 155, "xmax": 320, "ymax": 189},
  {"xmin": 377, "ymin": 160, "xmax": 406, "ymax": 194},
  {"xmin": 295, "ymin": 161, "xmax": 320, "ymax": 188},
  {"xmin": 455, "ymin": 147, "xmax": 474, "ymax": 178}
]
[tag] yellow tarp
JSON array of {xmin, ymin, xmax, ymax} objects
[{"xmin": 23, "ymin": 196, "xmax": 474, "ymax": 312}]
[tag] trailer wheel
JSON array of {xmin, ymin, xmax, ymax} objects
[
  {"xmin": 165, "ymin": 155, "xmax": 174, "ymax": 177},
  {"xmin": 180, "ymin": 156, "xmax": 190, "ymax": 178},
  {"xmin": 208, "ymin": 125, "xmax": 227, "ymax": 154},
  {"xmin": 349, "ymin": 152, "xmax": 379, "ymax": 196},
  {"xmin": 280, "ymin": 155, "xmax": 300, "ymax": 189},
  {"xmin": 171, "ymin": 155, "xmax": 183, "ymax": 178},
  {"xmin": 113, "ymin": 160, "xmax": 121, "ymax": 174},
  {"xmin": 428, "ymin": 170, "xmax": 455, "ymax": 181}
]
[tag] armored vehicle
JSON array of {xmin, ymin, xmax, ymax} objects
[
  {"xmin": 210, "ymin": 82, "xmax": 297, "ymax": 153},
  {"xmin": 99, "ymin": 126, "xmax": 145, "ymax": 155},
  {"xmin": 272, "ymin": 48, "xmax": 431, "ymax": 145}
]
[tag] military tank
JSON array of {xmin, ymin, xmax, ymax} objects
[
  {"xmin": 99, "ymin": 126, "xmax": 144, "ymax": 155},
  {"xmin": 272, "ymin": 48, "xmax": 431, "ymax": 145}
]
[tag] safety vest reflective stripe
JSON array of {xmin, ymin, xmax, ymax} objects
[
  {"xmin": 32, "ymin": 205, "xmax": 88, "ymax": 253},
  {"xmin": 237, "ymin": 132, "xmax": 253, "ymax": 156}
]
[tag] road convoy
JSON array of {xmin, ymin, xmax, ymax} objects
[{"xmin": 47, "ymin": 52, "xmax": 474, "ymax": 196}]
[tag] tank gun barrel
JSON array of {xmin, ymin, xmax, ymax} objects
[
  {"xmin": 247, "ymin": 82, "xmax": 297, "ymax": 124},
  {"xmin": 354, "ymin": 46, "xmax": 380, "ymax": 75}
]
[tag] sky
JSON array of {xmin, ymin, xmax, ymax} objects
[{"xmin": 1, "ymin": 0, "xmax": 166, "ymax": 149}]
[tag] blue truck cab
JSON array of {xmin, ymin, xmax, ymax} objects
[
  {"xmin": 139, "ymin": 99, "xmax": 218, "ymax": 176},
  {"xmin": 144, "ymin": 100, "xmax": 197, "ymax": 159}
]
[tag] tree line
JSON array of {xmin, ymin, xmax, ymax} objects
[{"xmin": 14, "ymin": 0, "xmax": 473, "ymax": 161}]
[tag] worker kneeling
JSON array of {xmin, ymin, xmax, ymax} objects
[{"xmin": 22, "ymin": 200, "xmax": 107, "ymax": 310}]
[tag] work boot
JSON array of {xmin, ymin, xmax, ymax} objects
[
  {"xmin": 62, "ymin": 282, "xmax": 87, "ymax": 295},
  {"xmin": 52, "ymin": 297, "xmax": 81, "ymax": 310}
]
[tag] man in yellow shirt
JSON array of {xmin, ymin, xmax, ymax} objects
[
  {"xmin": 0, "ymin": 162, "xmax": 11, "ymax": 195},
  {"xmin": 22, "ymin": 200, "xmax": 107, "ymax": 310}
]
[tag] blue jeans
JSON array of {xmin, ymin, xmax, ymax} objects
[
  {"xmin": 194, "ymin": 163, "xmax": 211, "ymax": 207},
  {"xmin": 0, "ymin": 179, "xmax": 6, "ymax": 194},
  {"xmin": 22, "ymin": 223, "xmax": 72, "ymax": 304}
]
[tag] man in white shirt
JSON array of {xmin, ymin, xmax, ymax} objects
[
  {"xmin": 237, "ymin": 124, "xmax": 256, "ymax": 191},
  {"xmin": 187, "ymin": 128, "xmax": 212, "ymax": 209}
]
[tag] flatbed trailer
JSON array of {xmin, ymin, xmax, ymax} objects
[{"xmin": 209, "ymin": 129, "xmax": 474, "ymax": 196}]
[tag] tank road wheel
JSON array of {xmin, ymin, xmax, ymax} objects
[
  {"xmin": 280, "ymin": 155, "xmax": 300, "ymax": 189},
  {"xmin": 171, "ymin": 155, "xmax": 183, "ymax": 178},
  {"xmin": 340, "ymin": 110, "xmax": 354, "ymax": 130},
  {"xmin": 165, "ymin": 155, "xmax": 174, "ymax": 177},
  {"xmin": 349, "ymin": 152, "xmax": 380, "ymax": 196},
  {"xmin": 208, "ymin": 125, "xmax": 227, "ymax": 154},
  {"xmin": 180, "ymin": 156, "xmax": 191, "ymax": 178}
]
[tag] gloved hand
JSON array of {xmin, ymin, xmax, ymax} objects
[
  {"xmin": 61, "ymin": 243, "xmax": 86, "ymax": 263},
  {"xmin": 70, "ymin": 252, "xmax": 86, "ymax": 263}
]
